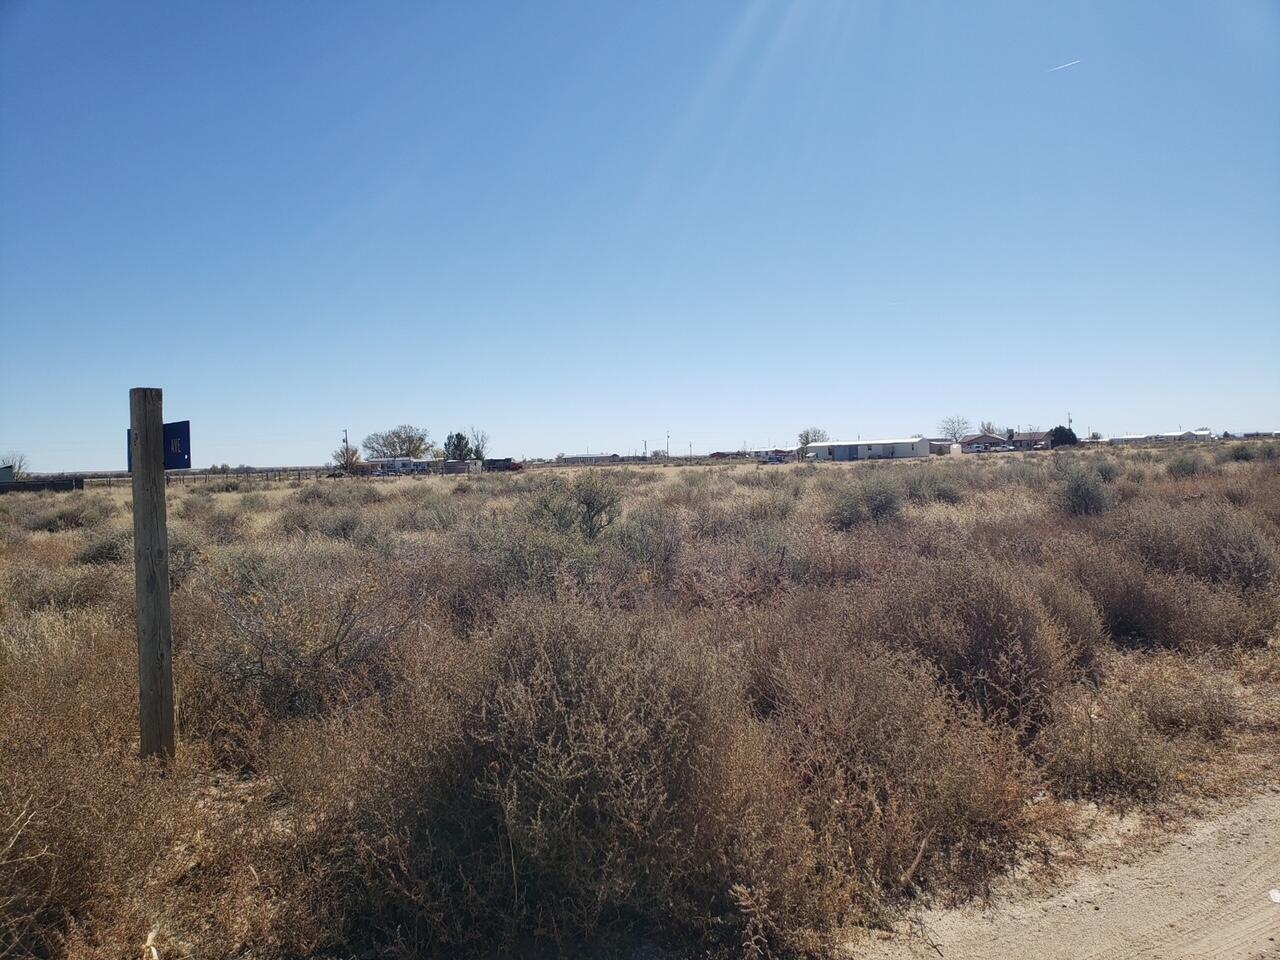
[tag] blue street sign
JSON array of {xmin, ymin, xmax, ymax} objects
[{"xmin": 127, "ymin": 420, "xmax": 191, "ymax": 471}]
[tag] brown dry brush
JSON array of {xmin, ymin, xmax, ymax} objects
[{"xmin": 1, "ymin": 449, "xmax": 1279, "ymax": 957}]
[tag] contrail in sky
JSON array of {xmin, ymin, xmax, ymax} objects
[{"xmin": 1048, "ymin": 59, "xmax": 1082, "ymax": 72}]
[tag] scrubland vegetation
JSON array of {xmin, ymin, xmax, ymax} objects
[{"xmin": 3, "ymin": 443, "xmax": 1279, "ymax": 958}]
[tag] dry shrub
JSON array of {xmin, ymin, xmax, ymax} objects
[
  {"xmin": 902, "ymin": 465, "xmax": 966, "ymax": 505},
  {"xmin": 384, "ymin": 487, "xmax": 460, "ymax": 532},
  {"xmin": 767, "ymin": 634, "xmax": 1035, "ymax": 912},
  {"xmin": 0, "ymin": 610, "xmax": 294, "ymax": 960},
  {"xmin": 1064, "ymin": 542, "xmax": 1275, "ymax": 650},
  {"xmin": 295, "ymin": 481, "xmax": 383, "ymax": 506},
  {"xmin": 1055, "ymin": 466, "xmax": 1107, "ymax": 516},
  {"xmin": 1039, "ymin": 683, "xmax": 1175, "ymax": 798},
  {"xmin": 604, "ymin": 500, "xmax": 685, "ymax": 588},
  {"xmin": 825, "ymin": 474, "xmax": 902, "ymax": 530},
  {"xmin": 464, "ymin": 513, "xmax": 597, "ymax": 598},
  {"xmin": 0, "ymin": 610, "xmax": 179, "ymax": 955},
  {"xmin": 17, "ymin": 493, "xmax": 118, "ymax": 533},
  {"xmin": 674, "ymin": 518, "xmax": 795, "ymax": 607},
  {"xmin": 0, "ymin": 563, "xmax": 119, "ymax": 615},
  {"xmin": 1107, "ymin": 652, "xmax": 1239, "ymax": 740},
  {"xmin": 279, "ymin": 603, "xmax": 832, "ymax": 957},
  {"xmin": 1113, "ymin": 499, "xmax": 1277, "ymax": 590},
  {"xmin": 1167, "ymin": 451, "xmax": 1211, "ymax": 479},
  {"xmin": 75, "ymin": 528, "xmax": 131, "ymax": 565},
  {"xmin": 1035, "ymin": 573, "xmax": 1107, "ymax": 676},
  {"xmin": 872, "ymin": 557, "xmax": 1081, "ymax": 728},
  {"xmin": 1094, "ymin": 458, "xmax": 1123, "ymax": 483},
  {"xmin": 278, "ymin": 500, "xmax": 363, "ymax": 540},
  {"xmin": 180, "ymin": 541, "xmax": 426, "ymax": 764}
]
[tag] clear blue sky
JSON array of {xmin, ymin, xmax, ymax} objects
[{"xmin": 2, "ymin": 1, "xmax": 1277, "ymax": 470}]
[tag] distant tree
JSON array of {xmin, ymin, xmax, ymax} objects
[
  {"xmin": 444, "ymin": 432, "xmax": 473, "ymax": 461},
  {"xmin": 1049, "ymin": 425, "xmax": 1080, "ymax": 447},
  {"xmin": 469, "ymin": 426, "xmax": 490, "ymax": 461},
  {"xmin": 938, "ymin": 416, "xmax": 972, "ymax": 443},
  {"xmin": 980, "ymin": 420, "xmax": 1001, "ymax": 436},
  {"xmin": 363, "ymin": 424, "xmax": 431, "ymax": 459},
  {"xmin": 0, "ymin": 451, "xmax": 28, "ymax": 478},
  {"xmin": 1089, "ymin": 431, "xmax": 1103, "ymax": 441},
  {"xmin": 797, "ymin": 427, "xmax": 829, "ymax": 457},
  {"xmin": 332, "ymin": 441, "xmax": 361, "ymax": 472}
]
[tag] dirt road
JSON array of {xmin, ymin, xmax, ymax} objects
[{"xmin": 856, "ymin": 789, "xmax": 1280, "ymax": 959}]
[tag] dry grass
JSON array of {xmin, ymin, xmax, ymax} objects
[{"xmin": 2, "ymin": 449, "xmax": 1279, "ymax": 958}]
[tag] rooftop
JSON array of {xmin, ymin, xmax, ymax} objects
[{"xmin": 810, "ymin": 437, "xmax": 927, "ymax": 447}]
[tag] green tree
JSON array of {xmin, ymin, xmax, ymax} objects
[
  {"xmin": 1049, "ymin": 425, "xmax": 1079, "ymax": 447},
  {"xmin": 444, "ymin": 432, "xmax": 473, "ymax": 460}
]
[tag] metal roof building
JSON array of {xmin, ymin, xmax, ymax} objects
[{"xmin": 805, "ymin": 438, "xmax": 929, "ymax": 461}]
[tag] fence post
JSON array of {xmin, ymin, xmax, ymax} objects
[{"xmin": 130, "ymin": 387, "xmax": 176, "ymax": 761}]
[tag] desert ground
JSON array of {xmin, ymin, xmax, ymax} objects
[{"xmin": 3, "ymin": 443, "xmax": 1279, "ymax": 958}]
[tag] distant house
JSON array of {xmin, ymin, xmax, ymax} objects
[
  {"xmin": 806, "ymin": 438, "xmax": 929, "ymax": 461},
  {"xmin": 1152, "ymin": 428, "xmax": 1214, "ymax": 443},
  {"xmin": 928, "ymin": 440, "xmax": 960, "ymax": 455},
  {"xmin": 750, "ymin": 447, "xmax": 796, "ymax": 462},
  {"xmin": 441, "ymin": 459, "xmax": 481, "ymax": 474},
  {"xmin": 960, "ymin": 433, "xmax": 1006, "ymax": 453},
  {"xmin": 365, "ymin": 457, "xmax": 438, "ymax": 475},
  {"xmin": 1011, "ymin": 430, "xmax": 1051, "ymax": 451},
  {"xmin": 0, "ymin": 465, "xmax": 13, "ymax": 484},
  {"xmin": 559, "ymin": 453, "xmax": 621, "ymax": 466}
]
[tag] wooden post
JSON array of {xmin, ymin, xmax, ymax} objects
[{"xmin": 130, "ymin": 387, "xmax": 176, "ymax": 761}]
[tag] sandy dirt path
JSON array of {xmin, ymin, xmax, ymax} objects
[{"xmin": 855, "ymin": 788, "xmax": 1280, "ymax": 959}]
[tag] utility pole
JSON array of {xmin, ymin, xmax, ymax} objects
[
  {"xmin": 130, "ymin": 387, "xmax": 176, "ymax": 762},
  {"xmin": 666, "ymin": 431, "xmax": 670, "ymax": 457}
]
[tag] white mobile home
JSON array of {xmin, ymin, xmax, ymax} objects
[
  {"xmin": 806, "ymin": 438, "xmax": 929, "ymax": 461},
  {"xmin": 1152, "ymin": 428, "xmax": 1214, "ymax": 443},
  {"xmin": 365, "ymin": 457, "xmax": 437, "ymax": 474}
]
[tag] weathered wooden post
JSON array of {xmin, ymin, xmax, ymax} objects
[{"xmin": 130, "ymin": 387, "xmax": 176, "ymax": 761}]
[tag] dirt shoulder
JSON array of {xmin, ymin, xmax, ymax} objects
[{"xmin": 853, "ymin": 785, "xmax": 1280, "ymax": 959}]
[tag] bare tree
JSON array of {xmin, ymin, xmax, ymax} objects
[
  {"xmin": 937, "ymin": 416, "xmax": 972, "ymax": 443},
  {"xmin": 469, "ymin": 426, "xmax": 490, "ymax": 461},
  {"xmin": 363, "ymin": 425, "xmax": 431, "ymax": 459},
  {"xmin": 331, "ymin": 440, "xmax": 361, "ymax": 472},
  {"xmin": 797, "ymin": 427, "xmax": 829, "ymax": 458},
  {"xmin": 0, "ymin": 452, "xmax": 28, "ymax": 478}
]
